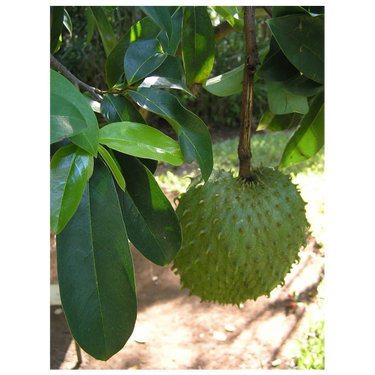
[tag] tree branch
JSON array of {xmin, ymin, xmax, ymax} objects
[
  {"xmin": 237, "ymin": 6, "xmax": 260, "ymax": 181},
  {"xmin": 51, "ymin": 20, "xmax": 237, "ymax": 100},
  {"xmin": 50, "ymin": 53, "xmax": 103, "ymax": 102}
]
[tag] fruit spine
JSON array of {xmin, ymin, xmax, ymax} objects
[{"xmin": 172, "ymin": 167, "xmax": 309, "ymax": 305}]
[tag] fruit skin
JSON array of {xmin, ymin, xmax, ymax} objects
[{"xmin": 172, "ymin": 167, "xmax": 309, "ymax": 305}]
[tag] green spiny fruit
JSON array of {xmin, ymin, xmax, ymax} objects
[{"xmin": 172, "ymin": 167, "xmax": 309, "ymax": 305}]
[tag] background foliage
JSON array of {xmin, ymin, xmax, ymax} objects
[{"xmin": 55, "ymin": 6, "xmax": 270, "ymax": 129}]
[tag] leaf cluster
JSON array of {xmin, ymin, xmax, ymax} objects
[
  {"xmin": 51, "ymin": 5, "xmax": 215, "ymax": 361},
  {"xmin": 205, "ymin": 6, "xmax": 324, "ymax": 168}
]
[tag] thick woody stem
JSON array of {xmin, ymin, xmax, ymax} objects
[{"xmin": 238, "ymin": 6, "xmax": 260, "ymax": 181}]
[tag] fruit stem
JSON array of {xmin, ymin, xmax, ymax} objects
[{"xmin": 238, "ymin": 6, "xmax": 260, "ymax": 181}]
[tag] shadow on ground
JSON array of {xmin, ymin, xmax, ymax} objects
[{"xmin": 50, "ymin": 235, "xmax": 324, "ymax": 370}]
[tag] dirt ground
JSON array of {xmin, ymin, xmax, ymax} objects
[{"xmin": 50, "ymin": 128, "xmax": 325, "ymax": 370}]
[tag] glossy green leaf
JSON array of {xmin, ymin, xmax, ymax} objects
[
  {"xmin": 99, "ymin": 122, "xmax": 183, "ymax": 166},
  {"xmin": 50, "ymin": 92, "xmax": 88, "ymax": 144},
  {"xmin": 157, "ymin": 7, "xmax": 182, "ymax": 55},
  {"xmin": 89, "ymin": 6, "xmax": 118, "ymax": 56},
  {"xmin": 257, "ymin": 37, "xmax": 300, "ymax": 82},
  {"xmin": 98, "ymin": 145, "xmax": 126, "ymax": 191},
  {"xmin": 100, "ymin": 95, "xmax": 158, "ymax": 173},
  {"xmin": 211, "ymin": 6, "xmax": 243, "ymax": 32},
  {"xmin": 114, "ymin": 152, "xmax": 181, "ymax": 266},
  {"xmin": 128, "ymin": 88, "xmax": 213, "ymax": 181},
  {"xmin": 267, "ymin": 13, "xmax": 324, "ymax": 83},
  {"xmin": 84, "ymin": 7, "xmax": 96, "ymax": 48},
  {"xmin": 257, "ymin": 109, "xmax": 302, "ymax": 132},
  {"xmin": 124, "ymin": 38, "xmax": 167, "ymax": 85},
  {"xmin": 279, "ymin": 91, "xmax": 324, "ymax": 168},
  {"xmin": 140, "ymin": 6, "xmax": 172, "ymax": 41},
  {"xmin": 100, "ymin": 94, "xmax": 146, "ymax": 124},
  {"xmin": 50, "ymin": 144, "xmax": 91, "ymax": 234},
  {"xmin": 138, "ymin": 158, "xmax": 158, "ymax": 175},
  {"xmin": 138, "ymin": 76, "xmax": 194, "ymax": 96},
  {"xmin": 182, "ymin": 6, "xmax": 215, "ymax": 88},
  {"xmin": 203, "ymin": 64, "xmax": 244, "ymax": 97},
  {"xmin": 151, "ymin": 55, "xmax": 185, "ymax": 81},
  {"xmin": 266, "ymin": 80, "xmax": 309, "ymax": 115},
  {"xmin": 63, "ymin": 9, "xmax": 73, "ymax": 36},
  {"xmin": 51, "ymin": 69, "xmax": 99, "ymax": 156},
  {"xmin": 106, "ymin": 17, "xmax": 161, "ymax": 88},
  {"xmin": 56, "ymin": 157, "xmax": 137, "ymax": 361},
  {"xmin": 272, "ymin": 6, "xmax": 309, "ymax": 18},
  {"xmin": 50, "ymin": 6, "xmax": 64, "ymax": 53},
  {"xmin": 285, "ymin": 74, "xmax": 323, "ymax": 96}
]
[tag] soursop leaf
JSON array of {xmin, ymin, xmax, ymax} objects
[
  {"xmin": 257, "ymin": 109, "xmax": 302, "ymax": 132},
  {"xmin": 267, "ymin": 13, "xmax": 324, "ymax": 83},
  {"xmin": 50, "ymin": 92, "xmax": 88, "ymax": 144},
  {"xmin": 138, "ymin": 76, "xmax": 194, "ymax": 96},
  {"xmin": 156, "ymin": 6, "xmax": 182, "ymax": 55},
  {"xmin": 279, "ymin": 91, "xmax": 324, "ymax": 168},
  {"xmin": 266, "ymin": 80, "xmax": 309, "ymax": 115},
  {"xmin": 89, "ymin": 6, "xmax": 117, "ymax": 57},
  {"xmin": 56, "ymin": 157, "xmax": 137, "ymax": 361},
  {"xmin": 99, "ymin": 121, "xmax": 184, "ymax": 166},
  {"xmin": 210, "ymin": 6, "xmax": 244, "ymax": 32},
  {"xmin": 98, "ymin": 144, "xmax": 126, "ymax": 191},
  {"xmin": 127, "ymin": 87, "xmax": 213, "ymax": 181},
  {"xmin": 203, "ymin": 64, "xmax": 244, "ymax": 97},
  {"xmin": 114, "ymin": 151, "xmax": 182, "ymax": 266},
  {"xmin": 50, "ymin": 69, "xmax": 99, "ymax": 155},
  {"xmin": 256, "ymin": 37, "xmax": 300, "ymax": 82},
  {"xmin": 50, "ymin": 143, "xmax": 92, "ymax": 234},
  {"xmin": 124, "ymin": 38, "xmax": 167, "ymax": 86},
  {"xmin": 106, "ymin": 17, "xmax": 161, "ymax": 88},
  {"xmin": 182, "ymin": 6, "xmax": 215, "ymax": 87},
  {"xmin": 100, "ymin": 94, "xmax": 147, "ymax": 124},
  {"xmin": 139, "ymin": 6, "xmax": 173, "ymax": 41}
]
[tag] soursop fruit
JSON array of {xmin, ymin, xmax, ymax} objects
[{"xmin": 172, "ymin": 167, "xmax": 309, "ymax": 305}]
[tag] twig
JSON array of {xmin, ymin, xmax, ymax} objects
[
  {"xmin": 50, "ymin": 53, "xmax": 103, "ymax": 102},
  {"xmin": 237, "ymin": 6, "xmax": 260, "ymax": 181},
  {"xmin": 262, "ymin": 6, "xmax": 273, "ymax": 18},
  {"xmin": 52, "ymin": 20, "xmax": 236, "ymax": 100}
]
